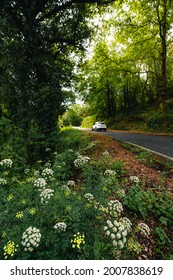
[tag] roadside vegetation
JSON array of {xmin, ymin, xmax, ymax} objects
[{"xmin": 0, "ymin": 128, "xmax": 172, "ymax": 260}]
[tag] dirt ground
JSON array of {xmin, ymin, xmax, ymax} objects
[{"xmin": 85, "ymin": 131, "xmax": 173, "ymax": 190}]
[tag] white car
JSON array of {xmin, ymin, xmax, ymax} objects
[{"xmin": 91, "ymin": 122, "xmax": 107, "ymax": 131}]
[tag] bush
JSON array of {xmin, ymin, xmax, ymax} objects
[{"xmin": 146, "ymin": 113, "xmax": 173, "ymax": 132}]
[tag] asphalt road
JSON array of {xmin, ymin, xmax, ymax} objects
[{"xmin": 98, "ymin": 130, "xmax": 173, "ymax": 161}]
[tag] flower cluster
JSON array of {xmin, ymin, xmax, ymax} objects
[
  {"xmin": 137, "ymin": 223, "xmax": 150, "ymax": 237},
  {"xmin": 0, "ymin": 158, "xmax": 13, "ymax": 168},
  {"xmin": 104, "ymin": 169, "xmax": 117, "ymax": 176},
  {"xmin": 84, "ymin": 193, "xmax": 95, "ymax": 203},
  {"xmin": 21, "ymin": 227, "xmax": 41, "ymax": 252},
  {"xmin": 16, "ymin": 211, "xmax": 23, "ymax": 219},
  {"xmin": 61, "ymin": 185, "xmax": 70, "ymax": 192},
  {"xmin": 129, "ymin": 176, "xmax": 140, "ymax": 184},
  {"xmin": 29, "ymin": 208, "xmax": 36, "ymax": 215},
  {"xmin": 104, "ymin": 218, "xmax": 131, "ymax": 249},
  {"xmin": 54, "ymin": 222, "xmax": 67, "ymax": 232},
  {"xmin": 7, "ymin": 194, "xmax": 13, "ymax": 201},
  {"xmin": 40, "ymin": 188, "xmax": 54, "ymax": 203},
  {"xmin": 116, "ymin": 189, "xmax": 125, "ymax": 198},
  {"xmin": 67, "ymin": 180, "xmax": 76, "ymax": 188},
  {"xmin": 119, "ymin": 217, "xmax": 132, "ymax": 232},
  {"xmin": 24, "ymin": 168, "xmax": 31, "ymax": 174},
  {"xmin": 74, "ymin": 155, "xmax": 90, "ymax": 167},
  {"xmin": 102, "ymin": 150, "xmax": 110, "ymax": 157},
  {"xmin": 107, "ymin": 200, "xmax": 123, "ymax": 217},
  {"xmin": 42, "ymin": 168, "xmax": 53, "ymax": 180},
  {"xmin": 3, "ymin": 240, "xmax": 18, "ymax": 259},
  {"xmin": 34, "ymin": 178, "xmax": 47, "ymax": 190},
  {"xmin": 0, "ymin": 178, "xmax": 7, "ymax": 186},
  {"xmin": 71, "ymin": 232, "xmax": 85, "ymax": 249}
]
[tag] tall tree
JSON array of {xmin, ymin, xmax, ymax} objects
[{"xmin": 0, "ymin": 0, "xmax": 116, "ymax": 161}]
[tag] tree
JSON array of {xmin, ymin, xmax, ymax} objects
[
  {"xmin": 77, "ymin": 0, "xmax": 173, "ymax": 120},
  {"xmin": 0, "ymin": 0, "xmax": 117, "ymax": 161}
]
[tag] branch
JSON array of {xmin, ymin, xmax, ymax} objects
[{"xmin": 37, "ymin": 0, "xmax": 116, "ymax": 22}]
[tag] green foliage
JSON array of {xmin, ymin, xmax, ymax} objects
[
  {"xmin": 154, "ymin": 227, "xmax": 171, "ymax": 258},
  {"xmin": 0, "ymin": 129, "xmax": 173, "ymax": 260},
  {"xmin": 81, "ymin": 116, "xmax": 96, "ymax": 128},
  {"xmin": 123, "ymin": 186, "xmax": 157, "ymax": 220},
  {"xmin": 146, "ymin": 113, "xmax": 173, "ymax": 132}
]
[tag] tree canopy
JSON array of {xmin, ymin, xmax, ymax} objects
[
  {"xmin": 77, "ymin": 0, "xmax": 173, "ymax": 121},
  {"xmin": 0, "ymin": 0, "xmax": 116, "ymax": 161}
]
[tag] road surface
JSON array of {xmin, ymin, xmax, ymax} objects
[
  {"xmin": 97, "ymin": 130, "xmax": 173, "ymax": 161},
  {"xmin": 74, "ymin": 126, "xmax": 173, "ymax": 161}
]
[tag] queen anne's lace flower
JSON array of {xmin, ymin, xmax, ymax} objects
[
  {"xmin": 42, "ymin": 168, "xmax": 53, "ymax": 180},
  {"xmin": 74, "ymin": 155, "xmax": 90, "ymax": 167},
  {"xmin": 0, "ymin": 178, "xmax": 7, "ymax": 186},
  {"xmin": 84, "ymin": 193, "xmax": 94, "ymax": 203},
  {"xmin": 108, "ymin": 200, "xmax": 123, "ymax": 216},
  {"xmin": 67, "ymin": 180, "xmax": 75, "ymax": 188},
  {"xmin": 0, "ymin": 159, "xmax": 13, "ymax": 168},
  {"xmin": 138, "ymin": 223, "xmax": 150, "ymax": 237},
  {"xmin": 129, "ymin": 176, "xmax": 140, "ymax": 184},
  {"xmin": 104, "ymin": 169, "xmax": 117, "ymax": 176},
  {"xmin": 104, "ymin": 217, "xmax": 132, "ymax": 250},
  {"xmin": 34, "ymin": 178, "xmax": 47, "ymax": 189},
  {"xmin": 40, "ymin": 188, "xmax": 54, "ymax": 203},
  {"xmin": 21, "ymin": 227, "xmax": 41, "ymax": 252},
  {"xmin": 116, "ymin": 189, "xmax": 125, "ymax": 198},
  {"xmin": 54, "ymin": 222, "xmax": 67, "ymax": 232}
]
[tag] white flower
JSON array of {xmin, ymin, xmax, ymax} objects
[
  {"xmin": 113, "ymin": 240, "xmax": 118, "ymax": 246},
  {"xmin": 61, "ymin": 185, "xmax": 70, "ymax": 191},
  {"xmin": 34, "ymin": 178, "xmax": 47, "ymax": 189},
  {"xmin": 106, "ymin": 230, "xmax": 110, "ymax": 236},
  {"xmin": 67, "ymin": 180, "xmax": 75, "ymax": 188},
  {"xmin": 104, "ymin": 169, "xmax": 117, "ymax": 176},
  {"xmin": 21, "ymin": 227, "xmax": 41, "ymax": 251},
  {"xmin": 42, "ymin": 168, "xmax": 53, "ymax": 180},
  {"xmin": 84, "ymin": 193, "xmax": 94, "ymax": 203},
  {"xmin": 108, "ymin": 200, "xmax": 123, "ymax": 216},
  {"xmin": 122, "ymin": 230, "xmax": 128, "ymax": 237},
  {"xmin": 119, "ymin": 217, "xmax": 132, "ymax": 232},
  {"xmin": 129, "ymin": 176, "xmax": 140, "ymax": 184},
  {"xmin": 138, "ymin": 223, "xmax": 150, "ymax": 237},
  {"xmin": 74, "ymin": 155, "xmax": 90, "ymax": 167},
  {"xmin": 54, "ymin": 222, "xmax": 67, "ymax": 232},
  {"xmin": 116, "ymin": 233, "xmax": 121, "ymax": 239},
  {"xmin": 0, "ymin": 158, "xmax": 13, "ymax": 168},
  {"xmin": 112, "ymin": 227, "xmax": 117, "ymax": 233},
  {"xmin": 110, "ymin": 233, "xmax": 116, "ymax": 240},
  {"xmin": 116, "ymin": 189, "xmax": 125, "ymax": 198},
  {"xmin": 0, "ymin": 178, "xmax": 7, "ymax": 186},
  {"xmin": 117, "ymin": 240, "xmax": 124, "ymax": 249},
  {"xmin": 40, "ymin": 188, "xmax": 54, "ymax": 203}
]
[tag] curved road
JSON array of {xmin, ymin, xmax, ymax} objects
[{"xmin": 98, "ymin": 130, "xmax": 173, "ymax": 161}]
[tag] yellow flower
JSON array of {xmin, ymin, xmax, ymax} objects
[
  {"xmin": 16, "ymin": 211, "xmax": 23, "ymax": 219},
  {"xmin": 29, "ymin": 208, "xmax": 36, "ymax": 215},
  {"xmin": 71, "ymin": 232, "xmax": 85, "ymax": 250},
  {"xmin": 2, "ymin": 231, "xmax": 6, "ymax": 238},
  {"xmin": 21, "ymin": 199, "xmax": 26, "ymax": 204},
  {"xmin": 3, "ymin": 241, "xmax": 18, "ymax": 259},
  {"xmin": 7, "ymin": 194, "xmax": 13, "ymax": 201}
]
